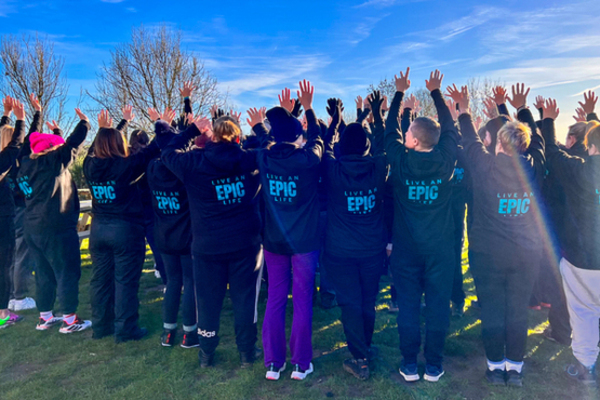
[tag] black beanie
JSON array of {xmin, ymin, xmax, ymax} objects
[
  {"xmin": 155, "ymin": 120, "xmax": 176, "ymax": 150},
  {"xmin": 266, "ymin": 106, "xmax": 304, "ymax": 143},
  {"xmin": 339, "ymin": 122, "xmax": 370, "ymax": 156}
]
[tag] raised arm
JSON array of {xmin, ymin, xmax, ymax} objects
[
  {"xmin": 162, "ymin": 118, "xmax": 206, "ymax": 182},
  {"xmin": 508, "ymin": 83, "xmax": 545, "ymax": 167},
  {"xmin": 55, "ymin": 108, "xmax": 91, "ymax": 167},
  {"xmin": 21, "ymin": 93, "xmax": 43, "ymax": 159},
  {"xmin": 297, "ymin": 80, "xmax": 323, "ymax": 163},
  {"xmin": 246, "ymin": 107, "xmax": 271, "ymax": 149},
  {"xmin": 0, "ymin": 99, "xmax": 25, "ymax": 175},
  {"xmin": 578, "ymin": 90, "xmax": 599, "ymax": 122},
  {"xmin": 368, "ymin": 91, "xmax": 385, "ymax": 156},
  {"xmin": 384, "ymin": 67, "xmax": 410, "ymax": 167},
  {"xmin": 427, "ymin": 70, "xmax": 458, "ymax": 162},
  {"xmin": 491, "ymin": 86, "xmax": 510, "ymax": 117}
]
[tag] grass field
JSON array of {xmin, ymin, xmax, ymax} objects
[{"xmin": 0, "ymin": 241, "xmax": 597, "ymax": 400}]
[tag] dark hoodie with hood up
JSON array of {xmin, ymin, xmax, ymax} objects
[{"xmin": 161, "ymin": 123, "xmax": 262, "ymax": 256}]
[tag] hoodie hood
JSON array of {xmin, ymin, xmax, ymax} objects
[
  {"xmin": 155, "ymin": 120, "xmax": 176, "ymax": 150},
  {"xmin": 339, "ymin": 123, "xmax": 370, "ymax": 157},
  {"xmin": 266, "ymin": 106, "xmax": 303, "ymax": 143}
]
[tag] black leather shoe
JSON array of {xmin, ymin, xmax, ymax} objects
[
  {"xmin": 485, "ymin": 369, "xmax": 506, "ymax": 386},
  {"xmin": 506, "ymin": 370, "xmax": 523, "ymax": 387},
  {"xmin": 199, "ymin": 348, "xmax": 215, "ymax": 368},
  {"xmin": 115, "ymin": 327, "xmax": 148, "ymax": 344},
  {"xmin": 240, "ymin": 346, "xmax": 263, "ymax": 367}
]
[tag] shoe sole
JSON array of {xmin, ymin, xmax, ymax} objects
[
  {"xmin": 180, "ymin": 344, "xmax": 200, "ymax": 349},
  {"xmin": 424, "ymin": 371, "xmax": 445, "ymax": 382},
  {"xmin": 266, "ymin": 363, "xmax": 286, "ymax": 380},
  {"xmin": 161, "ymin": 342, "xmax": 174, "ymax": 347},
  {"xmin": 291, "ymin": 364, "xmax": 314, "ymax": 380},
  {"xmin": 399, "ymin": 369, "xmax": 420, "ymax": 382}
]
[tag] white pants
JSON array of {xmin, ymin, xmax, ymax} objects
[{"xmin": 560, "ymin": 257, "xmax": 600, "ymax": 367}]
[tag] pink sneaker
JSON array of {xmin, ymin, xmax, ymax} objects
[{"xmin": 0, "ymin": 312, "xmax": 24, "ymax": 329}]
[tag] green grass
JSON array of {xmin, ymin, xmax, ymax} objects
[{"xmin": 0, "ymin": 241, "xmax": 597, "ymax": 400}]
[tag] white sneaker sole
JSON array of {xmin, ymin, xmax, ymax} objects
[
  {"xmin": 424, "ymin": 370, "xmax": 445, "ymax": 382},
  {"xmin": 36, "ymin": 317, "xmax": 63, "ymax": 331},
  {"xmin": 399, "ymin": 369, "xmax": 420, "ymax": 382},
  {"xmin": 291, "ymin": 363, "xmax": 313, "ymax": 380},
  {"xmin": 59, "ymin": 320, "xmax": 92, "ymax": 334},
  {"xmin": 266, "ymin": 363, "xmax": 286, "ymax": 380}
]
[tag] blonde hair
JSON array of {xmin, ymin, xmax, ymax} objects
[
  {"xmin": 0, "ymin": 125, "xmax": 14, "ymax": 151},
  {"xmin": 585, "ymin": 125, "xmax": 600, "ymax": 151},
  {"xmin": 213, "ymin": 116, "xmax": 241, "ymax": 143},
  {"xmin": 497, "ymin": 121, "xmax": 531, "ymax": 156}
]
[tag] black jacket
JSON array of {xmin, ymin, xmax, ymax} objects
[
  {"xmin": 0, "ymin": 116, "xmax": 25, "ymax": 217},
  {"xmin": 83, "ymin": 131, "xmax": 160, "ymax": 225},
  {"xmin": 384, "ymin": 89, "xmax": 459, "ymax": 253},
  {"xmin": 542, "ymin": 118, "xmax": 599, "ymax": 270},
  {"xmin": 256, "ymin": 109, "xmax": 324, "ymax": 254},
  {"xmin": 162, "ymin": 124, "xmax": 262, "ymax": 256},
  {"xmin": 17, "ymin": 120, "xmax": 90, "ymax": 232},
  {"xmin": 458, "ymin": 108, "xmax": 545, "ymax": 254}
]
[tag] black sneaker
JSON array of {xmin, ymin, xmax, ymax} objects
[
  {"xmin": 115, "ymin": 327, "xmax": 148, "ymax": 344},
  {"xmin": 399, "ymin": 360, "xmax": 419, "ymax": 382},
  {"xmin": 181, "ymin": 331, "xmax": 200, "ymax": 349},
  {"xmin": 451, "ymin": 301, "xmax": 465, "ymax": 318},
  {"xmin": 566, "ymin": 362, "xmax": 597, "ymax": 386},
  {"xmin": 424, "ymin": 364, "xmax": 445, "ymax": 382},
  {"xmin": 485, "ymin": 368, "xmax": 506, "ymax": 386},
  {"xmin": 240, "ymin": 346, "xmax": 263, "ymax": 367},
  {"xmin": 506, "ymin": 370, "xmax": 523, "ymax": 387},
  {"xmin": 199, "ymin": 348, "xmax": 215, "ymax": 368},
  {"xmin": 161, "ymin": 328, "xmax": 177, "ymax": 347},
  {"xmin": 343, "ymin": 358, "xmax": 370, "ymax": 380}
]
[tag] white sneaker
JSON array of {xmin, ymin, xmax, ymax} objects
[
  {"xmin": 7, "ymin": 299, "xmax": 16, "ymax": 311},
  {"xmin": 291, "ymin": 363, "xmax": 314, "ymax": 380},
  {"xmin": 12, "ymin": 297, "xmax": 37, "ymax": 311},
  {"xmin": 36, "ymin": 315, "xmax": 63, "ymax": 330},
  {"xmin": 59, "ymin": 316, "xmax": 92, "ymax": 334},
  {"xmin": 154, "ymin": 269, "xmax": 161, "ymax": 279},
  {"xmin": 265, "ymin": 363, "xmax": 286, "ymax": 380}
]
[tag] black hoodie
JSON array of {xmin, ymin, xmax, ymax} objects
[
  {"xmin": 542, "ymin": 118, "xmax": 599, "ymax": 270},
  {"xmin": 0, "ymin": 116, "xmax": 25, "ymax": 217},
  {"xmin": 323, "ymin": 109, "xmax": 387, "ymax": 258},
  {"xmin": 162, "ymin": 124, "xmax": 262, "ymax": 256},
  {"xmin": 384, "ymin": 89, "xmax": 459, "ymax": 253},
  {"xmin": 256, "ymin": 108, "xmax": 324, "ymax": 255},
  {"xmin": 17, "ymin": 120, "xmax": 90, "ymax": 233},
  {"xmin": 83, "ymin": 131, "xmax": 160, "ymax": 225},
  {"xmin": 458, "ymin": 108, "xmax": 545, "ymax": 254},
  {"xmin": 146, "ymin": 122, "xmax": 191, "ymax": 255}
]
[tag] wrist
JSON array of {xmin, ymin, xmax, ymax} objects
[
  {"xmin": 3, "ymin": 111, "xmax": 10, "ymax": 117},
  {"xmin": 517, "ymin": 105, "xmax": 527, "ymax": 112}
]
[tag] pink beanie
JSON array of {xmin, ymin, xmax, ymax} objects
[{"xmin": 30, "ymin": 132, "xmax": 65, "ymax": 154}]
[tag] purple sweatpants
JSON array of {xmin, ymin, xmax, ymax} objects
[{"xmin": 262, "ymin": 250, "xmax": 318, "ymax": 370}]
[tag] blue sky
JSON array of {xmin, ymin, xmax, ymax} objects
[{"xmin": 1, "ymin": 0, "xmax": 600, "ymax": 137}]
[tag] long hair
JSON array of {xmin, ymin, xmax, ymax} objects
[
  {"xmin": 129, "ymin": 129, "xmax": 150, "ymax": 154},
  {"xmin": 93, "ymin": 128, "xmax": 129, "ymax": 159},
  {"xmin": 0, "ymin": 125, "xmax": 14, "ymax": 151},
  {"xmin": 213, "ymin": 116, "xmax": 241, "ymax": 143}
]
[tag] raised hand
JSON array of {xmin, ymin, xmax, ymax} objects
[
  {"xmin": 297, "ymin": 79, "xmax": 314, "ymax": 110},
  {"xmin": 425, "ymin": 69, "xmax": 444, "ymax": 92},
  {"xmin": 291, "ymin": 98, "xmax": 303, "ymax": 117},
  {"xmin": 507, "ymin": 83, "xmax": 530, "ymax": 110},
  {"xmin": 403, "ymin": 94, "xmax": 418, "ymax": 111},
  {"xmin": 394, "ymin": 67, "xmax": 411, "ymax": 93},
  {"xmin": 122, "ymin": 105, "xmax": 136, "ymax": 122},
  {"xmin": 179, "ymin": 81, "xmax": 196, "ymax": 98},
  {"xmin": 246, "ymin": 107, "xmax": 265, "ymax": 127},
  {"xmin": 161, "ymin": 106, "xmax": 176, "ymax": 125},
  {"xmin": 30, "ymin": 93, "xmax": 42, "ymax": 112},
  {"xmin": 382, "ymin": 95, "xmax": 389, "ymax": 112},
  {"xmin": 327, "ymin": 98, "xmax": 342, "ymax": 117},
  {"xmin": 369, "ymin": 90, "xmax": 384, "ymax": 118},
  {"xmin": 259, "ymin": 106, "xmax": 267, "ymax": 121},
  {"xmin": 573, "ymin": 107, "xmax": 587, "ymax": 122},
  {"xmin": 579, "ymin": 90, "xmax": 598, "ymax": 115},
  {"xmin": 355, "ymin": 95, "xmax": 363, "ymax": 111},
  {"xmin": 491, "ymin": 86, "xmax": 508, "ymax": 106},
  {"xmin": 446, "ymin": 84, "xmax": 470, "ymax": 113},
  {"xmin": 75, "ymin": 108, "xmax": 89, "ymax": 122},
  {"xmin": 230, "ymin": 110, "xmax": 242, "ymax": 124},
  {"xmin": 148, "ymin": 107, "xmax": 161, "ymax": 121},
  {"xmin": 446, "ymin": 99, "xmax": 458, "ymax": 121},
  {"xmin": 534, "ymin": 95, "xmax": 545, "ymax": 110},
  {"xmin": 474, "ymin": 116, "xmax": 483, "ymax": 131},
  {"xmin": 542, "ymin": 98, "xmax": 560, "ymax": 120},
  {"xmin": 278, "ymin": 88, "xmax": 296, "ymax": 112},
  {"xmin": 363, "ymin": 96, "xmax": 371, "ymax": 110},
  {"xmin": 46, "ymin": 120, "xmax": 60, "ymax": 131},
  {"xmin": 3, "ymin": 96, "xmax": 13, "ymax": 117},
  {"xmin": 97, "ymin": 109, "xmax": 112, "ymax": 128},
  {"xmin": 12, "ymin": 99, "xmax": 25, "ymax": 121},
  {"xmin": 193, "ymin": 116, "xmax": 212, "ymax": 134},
  {"xmin": 482, "ymin": 97, "xmax": 497, "ymax": 119}
]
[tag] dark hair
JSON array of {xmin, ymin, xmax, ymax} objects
[
  {"xmin": 129, "ymin": 129, "xmax": 150, "ymax": 154},
  {"xmin": 411, "ymin": 117, "xmax": 441, "ymax": 148},
  {"xmin": 585, "ymin": 125, "xmax": 600, "ymax": 150},
  {"xmin": 93, "ymin": 128, "xmax": 129, "ymax": 159}
]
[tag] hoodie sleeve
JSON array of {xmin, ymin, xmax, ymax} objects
[
  {"xmin": 128, "ymin": 140, "xmax": 161, "ymax": 179},
  {"xmin": 303, "ymin": 108, "xmax": 324, "ymax": 166},
  {"xmin": 541, "ymin": 117, "xmax": 585, "ymax": 189},
  {"xmin": 162, "ymin": 123, "xmax": 202, "ymax": 182},
  {"xmin": 251, "ymin": 123, "xmax": 273, "ymax": 149},
  {"xmin": 20, "ymin": 110, "xmax": 43, "ymax": 159},
  {"xmin": 384, "ymin": 91, "xmax": 405, "ymax": 169},
  {"xmin": 518, "ymin": 107, "xmax": 545, "ymax": 183},
  {"xmin": 0, "ymin": 119, "xmax": 25, "ymax": 175},
  {"xmin": 587, "ymin": 112, "xmax": 599, "ymax": 122},
  {"xmin": 370, "ymin": 105, "xmax": 385, "ymax": 157},
  {"xmin": 116, "ymin": 119, "xmax": 129, "ymax": 133},
  {"xmin": 431, "ymin": 89, "xmax": 458, "ymax": 167},
  {"xmin": 497, "ymin": 103, "xmax": 510, "ymax": 117},
  {"xmin": 459, "ymin": 112, "xmax": 494, "ymax": 175},
  {"xmin": 400, "ymin": 108, "xmax": 411, "ymax": 135},
  {"xmin": 53, "ymin": 120, "xmax": 91, "ymax": 168}
]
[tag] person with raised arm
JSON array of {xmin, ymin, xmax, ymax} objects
[
  {"xmin": 540, "ymin": 95, "xmax": 600, "ymax": 385},
  {"xmin": 16, "ymin": 93, "xmax": 92, "ymax": 334},
  {"xmin": 385, "ymin": 69, "xmax": 458, "ymax": 383},
  {"xmin": 0, "ymin": 97, "xmax": 26, "ymax": 329},
  {"xmin": 84, "ymin": 107, "xmax": 160, "ymax": 343},
  {"xmin": 322, "ymin": 91, "xmax": 388, "ymax": 380},
  {"xmin": 162, "ymin": 111, "xmax": 264, "ymax": 369},
  {"xmin": 257, "ymin": 80, "xmax": 323, "ymax": 381},
  {"xmin": 451, "ymin": 83, "xmax": 545, "ymax": 387}
]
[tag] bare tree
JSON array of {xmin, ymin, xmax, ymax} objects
[
  {"xmin": 88, "ymin": 25, "xmax": 225, "ymax": 131},
  {"xmin": 0, "ymin": 34, "xmax": 70, "ymax": 126}
]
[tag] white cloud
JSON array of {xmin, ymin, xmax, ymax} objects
[
  {"xmin": 100, "ymin": 0, "xmax": 126, "ymax": 3},
  {"xmin": 354, "ymin": 0, "xmax": 428, "ymax": 9}
]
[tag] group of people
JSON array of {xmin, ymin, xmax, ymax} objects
[{"xmin": 0, "ymin": 67, "xmax": 599, "ymax": 388}]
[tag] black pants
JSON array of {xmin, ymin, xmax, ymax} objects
[
  {"xmin": 89, "ymin": 219, "xmax": 146, "ymax": 339},
  {"xmin": 162, "ymin": 253, "xmax": 196, "ymax": 327},
  {"xmin": 469, "ymin": 247, "xmax": 540, "ymax": 362},
  {"xmin": 26, "ymin": 227, "xmax": 81, "ymax": 314},
  {"xmin": 193, "ymin": 245, "xmax": 262, "ymax": 354},
  {"xmin": 324, "ymin": 251, "xmax": 384, "ymax": 360},
  {"xmin": 451, "ymin": 201, "xmax": 466, "ymax": 306},
  {"xmin": 0, "ymin": 216, "xmax": 15, "ymax": 309},
  {"xmin": 144, "ymin": 209, "xmax": 166, "ymax": 285},
  {"xmin": 10, "ymin": 206, "xmax": 34, "ymax": 300},
  {"xmin": 391, "ymin": 245, "xmax": 455, "ymax": 367}
]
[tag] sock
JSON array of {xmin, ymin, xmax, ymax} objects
[
  {"xmin": 40, "ymin": 311, "xmax": 53, "ymax": 321},
  {"xmin": 487, "ymin": 359, "xmax": 506, "ymax": 371},
  {"xmin": 183, "ymin": 324, "xmax": 197, "ymax": 333},
  {"xmin": 164, "ymin": 323, "xmax": 177, "ymax": 330},
  {"xmin": 63, "ymin": 314, "xmax": 76, "ymax": 325},
  {"xmin": 506, "ymin": 359, "xmax": 523, "ymax": 373}
]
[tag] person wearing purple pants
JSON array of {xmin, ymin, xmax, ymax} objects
[{"xmin": 253, "ymin": 81, "xmax": 324, "ymax": 381}]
